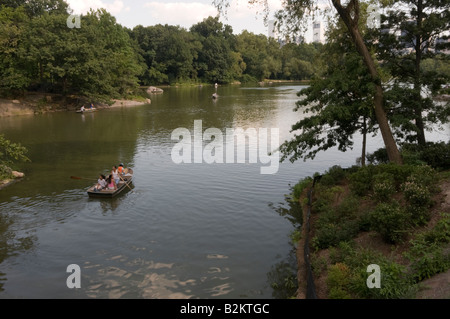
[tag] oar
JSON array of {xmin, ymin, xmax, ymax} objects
[
  {"xmin": 118, "ymin": 173, "xmax": 133, "ymax": 191},
  {"xmin": 71, "ymin": 176, "xmax": 97, "ymax": 181}
]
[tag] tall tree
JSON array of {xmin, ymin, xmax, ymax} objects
[
  {"xmin": 190, "ymin": 16, "xmax": 243, "ymax": 83},
  {"xmin": 213, "ymin": 0, "xmax": 403, "ymax": 164},
  {"xmin": 377, "ymin": 0, "xmax": 450, "ymax": 146},
  {"xmin": 280, "ymin": 16, "xmax": 377, "ymax": 166},
  {"xmin": 0, "ymin": 5, "xmax": 31, "ymax": 93}
]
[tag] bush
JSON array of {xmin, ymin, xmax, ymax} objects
[
  {"xmin": 406, "ymin": 213, "xmax": 450, "ymax": 281},
  {"xmin": 327, "ymin": 263, "xmax": 352, "ymax": 299},
  {"xmin": 0, "ymin": 164, "xmax": 13, "ymax": 180},
  {"xmin": 320, "ymin": 165, "xmax": 346, "ymax": 187},
  {"xmin": 349, "ymin": 165, "xmax": 375, "ymax": 196},
  {"xmin": 372, "ymin": 172, "xmax": 396, "ymax": 201},
  {"xmin": 292, "ymin": 176, "xmax": 313, "ymax": 201},
  {"xmin": 369, "ymin": 201, "xmax": 410, "ymax": 244},
  {"xmin": 366, "ymin": 148, "xmax": 389, "ymax": 165},
  {"xmin": 333, "ymin": 245, "xmax": 416, "ymax": 299},
  {"xmin": 312, "ymin": 220, "xmax": 360, "ymax": 249},
  {"xmin": 419, "ymin": 141, "xmax": 450, "ymax": 170},
  {"xmin": 401, "ymin": 179, "xmax": 432, "ymax": 208}
]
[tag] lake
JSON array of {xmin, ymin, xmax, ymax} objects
[{"xmin": 0, "ymin": 84, "xmax": 448, "ymax": 298}]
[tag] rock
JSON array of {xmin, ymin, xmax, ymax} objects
[
  {"xmin": 12, "ymin": 100, "xmax": 20, "ymax": 104},
  {"xmin": 46, "ymin": 96, "xmax": 52, "ymax": 102},
  {"xmin": 146, "ymin": 99, "xmax": 151, "ymax": 104},
  {"xmin": 12, "ymin": 171, "xmax": 24, "ymax": 178},
  {"xmin": 147, "ymin": 86, "xmax": 164, "ymax": 94}
]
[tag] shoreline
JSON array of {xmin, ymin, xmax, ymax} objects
[
  {"xmin": 0, "ymin": 93, "xmax": 151, "ymax": 118},
  {"xmin": 0, "ymin": 171, "xmax": 25, "ymax": 190}
]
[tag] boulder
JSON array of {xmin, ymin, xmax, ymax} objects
[
  {"xmin": 12, "ymin": 171, "xmax": 24, "ymax": 178},
  {"xmin": 147, "ymin": 86, "xmax": 164, "ymax": 94}
]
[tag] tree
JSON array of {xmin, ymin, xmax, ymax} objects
[
  {"xmin": 377, "ymin": 0, "xmax": 450, "ymax": 146},
  {"xmin": 0, "ymin": 0, "xmax": 69, "ymax": 17},
  {"xmin": 130, "ymin": 24, "xmax": 201, "ymax": 85},
  {"xmin": 279, "ymin": 16, "xmax": 377, "ymax": 166},
  {"xmin": 0, "ymin": 5, "xmax": 31, "ymax": 93},
  {"xmin": 190, "ymin": 16, "xmax": 243, "ymax": 83},
  {"xmin": 213, "ymin": 0, "xmax": 403, "ymax": 164},
  {"xmin": 0, "ymin": 134, "xmax": 30, "ymax": 166},
  {"xmin": 20, "ymin": 8, "xmax": 143, "ymax": 100}
]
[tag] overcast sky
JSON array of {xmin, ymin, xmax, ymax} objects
[{"xmin": 65, "ymin": 0, "xmax": 328, "ymax": 42}]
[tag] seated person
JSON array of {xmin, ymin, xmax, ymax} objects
[
  {"xmin": 107, "ymin": 174, "xmax": 117, "ymax": 190},
  {"xmin": 94, "ymin": 174, "xmax": 107, "ymax": 192},
  {"xmin": 118, "ymin": 163, "xmax": 124, "ymax": 175}
]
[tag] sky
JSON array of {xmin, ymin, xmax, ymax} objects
[{"xmin": 65, "ymin": 0, "xmax": 329, "ymax": 42}]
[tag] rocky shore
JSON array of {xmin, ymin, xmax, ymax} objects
[{"xmin": 0, "ymin": 93, "xmax": 151, "ymax": 117}]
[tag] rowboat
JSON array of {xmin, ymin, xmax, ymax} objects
[
  {"xmin": 87, "ymin": 168, "xmax": 133, "ymax": 198},
  {"xmin": 76, "ymin": 108, "xmax": 97, "ymax": 113}
]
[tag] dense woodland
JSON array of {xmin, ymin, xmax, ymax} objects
[{"xmin": 0, "ymin": 0, "xmax": 322, "ymax": 102}]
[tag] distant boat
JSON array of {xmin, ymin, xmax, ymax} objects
[
  {"xmin": 76, "ymin": 107, "xmax": 97, "ymax": 113},
  {"xmin": 87, "ymin": 168, "xmax": 133, "ymax": 198}
]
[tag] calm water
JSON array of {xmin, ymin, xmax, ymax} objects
[{"xmin": 0, "ymin": 84, "xmax": 448, "ymax": 299}]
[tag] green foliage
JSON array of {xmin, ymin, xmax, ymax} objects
[
  {"xmin": 0, "ymin": 134, "xmax": 30, "ymax": 166},
  {"xmin": 292, "ymin": 176, "xmax": 312, "ymax": 201},
  {"xmin": 0, "ymin": 164, "xmax": 13, "ymax": 180},
  {"xmin": 320, "ymin": 165, "xmax": 346, "ymax": 187},
  {"xmin": 339, "ymin": 246, "xmax": 416, "ymax": 299},
  {"xmin": 326, "ymin": 263, "xmax": 352, "ymax": 299},
  {"xmin": 372, "ymin": 172, "xmax": 396, "ymax": 201},
  {"xmin": 369, "ymin": 201, "xmax": 409, "ymax": 244},
  {"xmin": 405, "ymin": 214, "xmax": 450, "ymax": 281},
  {"xmin": 401, "ymin": 180, "xmax": 432, "ymax": 208},
  {"xmin": 312, "ymin": 195, "xmax": 360, "ymax": 249}
]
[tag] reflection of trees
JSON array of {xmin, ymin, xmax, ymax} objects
[
  {"xmin": 91, "ymin": 185, "xmax": 134, "ymax": 215},
  {"xmin": 0, "ymin": 213, "xmax": 36, "ymax": 292},
  {"xmin": 267, "ymin": 186, "xmax": 303, "ymax": 298}
]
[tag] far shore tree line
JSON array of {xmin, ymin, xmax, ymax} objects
[{"xmin": 0, "ymin": 0, "xmax": 322, "ymax": 103}]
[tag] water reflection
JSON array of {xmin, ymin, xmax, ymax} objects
[
  {"xmin": 267, "ymin": 186, "xmax": 303, "ymax": 298},
  {"xmin": 0, "ymin": 212, "xmax": 36, "ymax": 292}
]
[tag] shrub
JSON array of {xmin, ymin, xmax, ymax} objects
[
  {"xmin": 406, "ymin": 213, "xmax": 450, "ymax": 281},
  {"xmin": 312, "ymin": 220, "xmax": 360, "ymax": 249},
  {"xmin": 320, "ymin": 165, "xmax": 346, "ymax": 187},
  {"xmin": 369, "ymin": 201, "xmax": 410, "ymax": 244},
  {"xmin": 334, "ymin": 246, "xmax": 416, "ymax": 299},
  {"xmin": 419, "ymin": 141, "xmax": 450, "ymax": 170},
  {"xmin": 0, "ymin": 164, "xmax": 13, "ymax": 180},
  {"xmin": 372, "ymin": 172, "xmax": 396, "ymax": 202},
  {"xmin": 406, "ymin": 239, "xmax": 450, "ymax": 282},
  {"xmin": 401, "ymin": 180, "xmax": 432, "ymax": 208},
  {"xmin": 349, "ymin": 165, "xmax": 374, "ymax": 196},
  {"xmin": 366, "ymin": 148, "xmax": 389, "ymax": 165},
  {"xmin": 292, "ymin": 176, "xmax": 313, "ymax": 201},
  {"xmin": 327, "ymin": 263, "xmax": 352, "ymax": 299}
]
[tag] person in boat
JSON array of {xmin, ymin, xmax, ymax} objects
[
  {"xmin": 89, "ymin": 103, "xmax": 94, "ymax": 109},
  {"xmin": 80, "ymin": 105, "xmax": 85, "ymax": 112},
  {"xmin": 118, "ymin": 163, "xmax": 124, "ymax": 175},
  {"xmin": 111, "ymin": 165, "xmax": 120, "ymax": 185},
  {"xmin": 94, "ymin": 174, "xmax": 107, "ymax": 192},
  {"xmin": 107, "ymin": 174, "xmax": 117, "ymax": 190}
]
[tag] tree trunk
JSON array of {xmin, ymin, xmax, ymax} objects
[
  {"xmin": 414, "ymin": 0, "xmax": 426, "ymax": 146},
  {"xmin": 361, "ymin": 116, "xmax": 367, "ymax": 167},
  {"xmin": 332, "ymin": 0, "xmax": 403, "ymax": 164}
]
